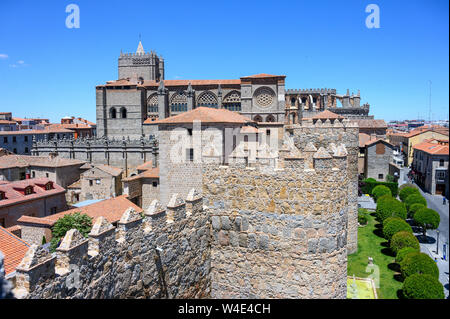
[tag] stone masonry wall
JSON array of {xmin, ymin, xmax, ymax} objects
[
  {"xmin": 288, "ymin": 118, "xmax": 359, "ymax": 254},
  {"xmin": 11, "ymin": 190, "xmax": 210, "ymax": 299},
  {"xmin": 202, "ymin": 142, "xmax": 349, "ymax": 298}
]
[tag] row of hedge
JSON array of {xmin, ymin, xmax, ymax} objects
[{"xmin": 374, "ymin": 187, "xmax": 445, "ymax": 299}]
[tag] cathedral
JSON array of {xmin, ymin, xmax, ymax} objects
[{"xmin": 96, "ymin": 41, "xmax": 371, "ymax": 140}]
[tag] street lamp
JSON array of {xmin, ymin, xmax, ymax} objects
[{"xmin": 436, "ymin": 230, "xmax": 440, "ymax": 255}]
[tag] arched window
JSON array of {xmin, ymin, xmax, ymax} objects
[
  {"xmin": 223, "ymin": 91, "xmax": 241, "ymax": 111},
  {"xmin": 197, "ymin": 91, "xmax": 218, "ymax": 108},
  {"xmin": 147, "ymin": 94, "xmax": 158, "ymax": 113},
  {"xmin": 170, "ymin": 91, "xmax": 187, "ymax": 113},
  {"xmin": 266, "ymin": 115, "xmax": 275, "ymax": 122},
  {"xmin": 120, "ymin": 107, "xmax": 127, "ymax": 118},
  {"xmin": 110, "ymin": 108, "xmax": 117, "ymax": 119},
  {"xmin": 254, "ymin": 115, "xmax": 263, "ymax": 122},
  {"xmin": 291, "ymin": 97, "xmax": 296, "ymax": 106}
]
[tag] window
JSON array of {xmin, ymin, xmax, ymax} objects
[
  {"xmin": 186, "ymin": 148, "xmax": 194, "ymax": 162},
  {"xmin": 147, "ymin": 94, "xmax": 159, "ymax": 113},
  {"xmin": 0, "ymin": 192, "xmax": 5, "ymax": 200},
  {"xmin": 45, "ymin": 183, "xmax": 53, "ymax": 190},
  {"xmin": 291, "ymin": 98, "xmax": 296, "ymax": 106},
  {"xmin": 170, "ymin": 92, "xmax": 187, "ymax": 112},
  {"xmin": 378, "ymin": 174, "xmax": 383, "ymax": 180},
  {"xmin": 223, "ymin": 91, "xmax": 241, "ymax": 111},
  {"xmin": 0, "ymin": 218, "xmax": 5, "ymax": 227},
  {"xmin": 197, "ymin": 91, "xmax": 218, "ymax": 108},
  {"xmin": 50, "ymin": 207, "xmax": 57, "ymax": 215},
  {"xmin": 96, "ymin": 179, "xmax": 101, "ymax": 185},
  {"xmin": 187, "ymin": 128, "xmax": 193, "ymax": 136},
  {"xmin": 46, "ymin": 173, "xmax": 49, "ymax": 178},
  {"xmin": 25, "ymin": 147, "xmax": 29, "ymax": 153},
  {"xmin": 121, "ymin": 108, "xmax": 127, "ymax": 118},
  {"xmin": 440, "ymin": 159, "xmax": 444, "ymax": 167},
  {"xmin": 267, "ymin": 129, "xmax": 271, "ymax": 136},
  {"xmin": 89, "ymin": 180, "xmax": 93, "ymax": 186},
  {"xmin": 375, "ymin": 143, "xmax": 385, "ymax": 155},
  {"xmin": 25, "ymin": 186, "xmax": 33, "ymax": 195},
  {"xmin": 3, "ymin": 137, "xmax": 7, "ymax": 143},
  {"xmin": 13, "ymin": 136, "xmax": 17, "ymax": 143},
  {"xmin": 24, "ymin": 136, "xmax": 28, "ymax": 142},
  {"xmin": 152, "ymin": 181, "xmax": 158, "ymax": 187},
  {"xmin": 20, "ymin": 172, "xmax": 26, "ymax": 180},
  {"xmin": 13, "ymin": 148, "xmax": 17, "ymax": 154},
  {"xmin": 110, "ymin": 108, "xmax": 117, "ymax": 119}
]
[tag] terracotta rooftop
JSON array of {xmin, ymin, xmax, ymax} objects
[
  {"xmin": 95, "ymin": 164, "xmax": 123, "ymax": 177},
  {"xmin": 0, "ymin": 155, "xmax": 85, "ymax": 169},
  {"xmin": 47, "ymin": 123, "xmax": 93, "ymax": 130},
  {"xmin": 123, "ymin": 167, "xmax": 159, "ymax": 182},
  {"xmin": 17, "ymin": 195, "xmax": 143, "ymax": 226},
  {"xmin": 0, "ymin": 178, "xmax": 66, "ymax": 208},
  {"xmin": 413, "ymin": 140, "xmax": 449, "ymax": 155},
  {"xmin": 0, "ymin": 127, "xmax": 74, "ymax": 135},
  {"xmin": 148, "ymin": 107, "xmax": 254, "ymax": 125},
  {"xmin": 67, "ymin": 179, "xmax": 81, "ymax": 189},
  {"xmin": 0, "ymin": 226, "xmax": 30, "ymax": 275},
  {"xmin": 0, "ymin": 120, "xmax": 17, "ymax": 125},
  {"xmin": 241, "ymin": 73, "xmax": 286, "ymax": 79},
  {"xmin": 404, "ymin": 128, "xmax": 449, "ymax": 138},
  {"xmin": 136, "ymin": 160, "xmax": 153, "ymax": 171},
  {"xmin": 312, "ymin": 110, "xmax": 344, "ymax": 120}
]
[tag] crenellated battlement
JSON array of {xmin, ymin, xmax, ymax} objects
[
  {"xmin": 285, "ymin": 88, "xmax": 337, "ymax": 95},
  {"xmin": 11, "ymin": 190, "xmax": 210, "ymax": 299}
]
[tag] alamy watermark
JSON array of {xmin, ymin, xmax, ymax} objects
[
  {"xmin": 65, "ymin": 4, "xmax": 80, "ymax": 29},
  {"xmin": 365, "ymin": 4, "xmax": 380, "ymax": 29}
]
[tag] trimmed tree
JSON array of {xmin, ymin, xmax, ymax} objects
[
  {"xmin": 399, "ymin": 183, "xmax": 416, "ymax": 191},
  {"xmin": 402, "ymin": 274, "xmax": 445, "ymax": 299},
  {"xmin": 390, "ymin": 231, "xmax": 420, "ymax": 255},
  {"xmin": 409, "ymin": 203, "xmax": 426, "ymax": 219},
  {"xmin": 399, "ymin": 186, "xmax": 420, "ymax": 202},
  {"xmin": 395, "ymin": 246, "xmax": 420, "ymax": 264},
  {"xmin": 50, "ymin": 212, "xmax": 93, "ymax": 252},
  {"xmin": 376, "ymin": 195, "xmax": 407, "ymax": 222},
  {"xmin": 372, "ymin": 185, "xmax": 392, "ymax": 201},
  {"xmin": 358, "ymin": 209, "xmax": 368, "ymax": 225},
  {"xmin": 400, "ymin": 252, "xmax": 440, "ymax": 279},
  {"xmin": 383, "ymin": 218, "xmax": 413, "ymax": 241},
  {"xmin": 404, "ymin": 193, "xmax": 427, "ymax": 212},
  {"xmin": 413, "ymin": 207, "xmax": 440, "ymax": 239}
]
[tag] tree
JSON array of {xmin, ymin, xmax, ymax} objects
[
  {"xmin": 376, "ymin": 195, "xmax": 407, "ymax": 222},
  {"xmin": 413, "ymin": 207, "xmax": 440, "ymax": 239},
  {"xmin": 399, "ymin": 186, "xmax": 420, "ymax": 202},
  {"xmin": 50, "ymin": 212, "xmax": 93, "ymax": 252},
  {"xmin": 372, "ymin": 185, "xmax": 392, "ymax": 201},
  {"xmin": 400, "ymin": 252, "xmax": 439, "ymax": 279},
  {"xmin": 390, "ymin": 231, "xmax": 420, "ymax": 255},
  {"xmin": 404, "ymin": 194, "xmax": 427, "ymax": 212},
  {"xmin": 358, "ymin": 209, "xmax": 368, "ymax": 225},
  {"xmin": 402, "ymin": 274, "xmax": 445, "ymax": 299},
  {"xmin": 395, "ymin": 247, "xmax": 420, "ymax": 264},
  {"xmin": 383, "ymin": 218, "xmax": 413, "ymax": 241},
  {"xmin": 409, "ymin": 203, "xmax": 426, "ymax": 219}
]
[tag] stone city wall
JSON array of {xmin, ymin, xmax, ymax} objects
[
  {"xmin": 202, "ymin": 142, "xmax": 349, "ymax": 298},
  {"xmin": 10, "ymin": 190, "xmax": 210, "ymax": 299}
]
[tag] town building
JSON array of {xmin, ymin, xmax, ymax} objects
[
  {"xmin": 362, "ymin": 139, "xmax": 396, "ymax": 181},
  {"xmin": 411, "ymin": 139, "xmax": 449, "ymax": 198},
  {"xmin": 0, "ymin": 178, "xmax": 67, "ymax": 228},
  {"xmin": 122, "ymin": 160, "xmax": 159, "ymax": 209},
  {"xmin": 0, "ymin": 226, "xmax": 29, "ymax": 276},
  {"xmin": 78, "ymin": 164, "xmax": 123, "ymax": 201},
  {"xmin": 15, "ymin": 195, "xmax": 143, "ymax": 245},
  {"xmin": 387, "ymin": 128, "xmax": 449, "ymax": 166},
  {"xmin": 0, "ymin": 154, "xmax": 86, "ymax": 188}
]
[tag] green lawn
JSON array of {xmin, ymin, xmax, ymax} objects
[{"xmin": 348, "ymin": 211, "xmax": 403, "ymax": 299}]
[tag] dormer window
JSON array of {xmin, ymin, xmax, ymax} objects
[
  {"xmin": 0, "ymin": 191, "xmax": 5, "ymax": 200},
  {"xmin": 45, "ymin": 182, "xmax": 53, "ymax": 190},
  {"xmin": 24, "ymin": 186, "xmax": 33, "ymax": 195}
]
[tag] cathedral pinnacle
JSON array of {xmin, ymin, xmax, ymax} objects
[{"xmin": 136, "ymin": 41, "xmax": 145, "ymax": 55}]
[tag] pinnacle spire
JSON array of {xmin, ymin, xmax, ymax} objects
[{"xmin": 136, "ymin": 41, "xmax": 145, "ymax": 55}]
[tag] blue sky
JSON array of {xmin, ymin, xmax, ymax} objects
[{"xmin": 0, "ymin": 0, "xmax": 448, "ymax": 123}]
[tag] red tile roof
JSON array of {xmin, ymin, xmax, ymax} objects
[
  {"xmin": 413, "ymin": 140, "xmax": 449, "ymax": 155},
  {"xmin": 136, "ymin": 160, "xmax": 153, "ymax": 171},
  {"xmin": 312, "ymin": 110, "xmax": 344, "ymax": 120},
  {"xmin": 353, "ymin": 119, "xmax": 387, "ymax": 129},
  {"xmin": 95, "ymin": 164, "xmax": 123, "ymax": 177},
  {"xmin": 0, "ymin": 155, "xmax": 85, "ymax": 169},
  {"xmin": 0, "ymin": 178, "xmax": 66, "ymax": 208},
  {"xmin": 123, "ymin": 167, "xmax": 159, "ymax": 182},
  {"xmin": 241, "ymin": 73, "xmax": 286, "ymax": 79},
  {"xmin": 149, "ymin": 107, "xmax": 254, "ymax": 125},
  {"xmin": 0, "ymin": 226, "xmax": 30, "ymax": 275},
  {"xmin": 0, "ymin": 127, "xmax": 74, "ymax": 135}
]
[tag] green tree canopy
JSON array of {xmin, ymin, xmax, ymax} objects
[
  {"xmin": 402, "ymin": 274, "xmax": 445, "ymax": 299},
  {"xmin": 50, "ymin": 212, "xmax": 93, "ymax": 252}
]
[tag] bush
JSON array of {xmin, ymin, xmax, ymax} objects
[
  {"xmin": 404, "ymin": 194, "xmax": 427, "ymax": 211},
  {"xmin": 358, "ymin": 209, "xmax": 368, "ymax": 225},
  {"xmin": 395, "ymin": 247, "xmax": 420, "ymax": 264},
  {"xmin": 383, "ymin": 218, "xmax": 413, "ymax": 241},
  {"xmin": 386, "ymin": 174, "xmax": 395, "ymax": 183},
  {"xmin": 50, "ymin": 212, "xmax": 93, "ymax": 252},
  {"xmin": 390, "ymin": 231, "xmax": 420, "ymax": 255},
  {"xmin": 399, "ymin": 183, "xmax": 417, "ymax": 191},
  {"xmin": 376, "ymin": 195, "xmax": 407, "ymax": 222},
  {"xmin": 372, "ymin": 185, "xmax": 392, "ymax": 201},
  {"xmin": 402, "ymin": 274, "xmax": 445, "ymax": 299},
  {"xmin": 400, "ymin": 252, "xmax": 439, "ymax": 279},
  {"xmin": 362, "ymin": 179, "xmax": 398, "ymax": 197},
  {"xmin": 413, "ymin": 207, "xmax": 440, "ymax": 238},
  {"xmin": 399, "ymin": 186, "xmax": 420, "ymax": 202},
  {"xmin": 409, "ymin": 203, "xmax": 426, "ymax": 218}
]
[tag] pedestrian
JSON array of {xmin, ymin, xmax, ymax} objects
[{"xmin": 443, "ymin": 196, "xmax": 447, "ymax": 205}]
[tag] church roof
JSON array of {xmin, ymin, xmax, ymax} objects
[
  {"xmin": 241, "ymin": 73, "xmax": 286, "ymax": 79},
  {"xmin": 149, "ymin": 107, "xmax": 254, "ymax": 125},
  {"xmin": 312, "ymin": 110, "xmax": 344, "ymax": 120}
]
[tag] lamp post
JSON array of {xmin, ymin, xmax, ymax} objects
[{"xmin": 436, "ymin": 230, "xmax": 440, "ymax": 255}]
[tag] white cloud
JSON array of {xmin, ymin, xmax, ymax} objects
[
  {"xmin": 0, "ymin": 54, "xmax": 8, "ymax": 59},
  {"xmin": 9, "ymin": 60, "xmax": 29, "ymax": 68},
  {"xmin": 17, "ymin": 60, "xmax": 24, "ymax": 64}
]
